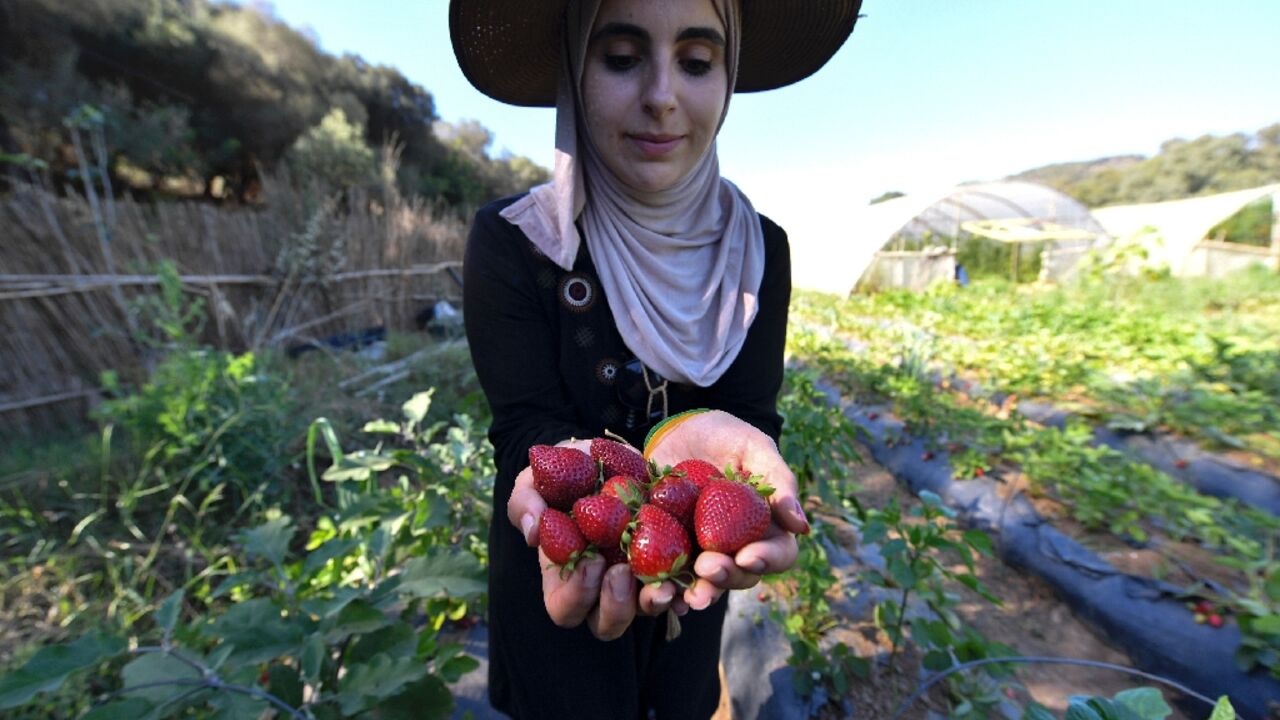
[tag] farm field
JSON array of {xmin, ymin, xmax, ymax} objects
[{"xmin": 2, "ymin": 270, "xmax": 1277, "ymax": 719}]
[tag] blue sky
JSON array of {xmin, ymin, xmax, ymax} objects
[{"xmin": 265, "ymin": 0, "xmax": 1280, "ymax": 242}]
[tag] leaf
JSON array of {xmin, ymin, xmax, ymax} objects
[
  {"xmin": 301, "ymin": 635, "xmax": 326, "ymax": 683},
  {"xmin": 207, "ymin": 598, "xmax": 306, "ymax": 665},
  {"xmin": 1114, "ymin": 688, "xmax": 1171, "ymax": 719},
  {"xmin": 0, "ymin": 632, "xmax": 126, "ymax": 709},
  {"xmin": 322, "ymin": 598, "xmax": 392, "ymax": 643},
  {"xmin": 82, "ymin": 698, "xmax": 156, "ymax": 720},
  {"xmin": 207, "ymin": 687, "xmax": 270, "ymax": 719},
  {"xmin": 120, "ymin": 652, "xmax": 203, "ymax": 705},
  {"xmin": 402, "ymin": 389, "xmax": 435, "ymax": 427},
  {"xmin": 1064, "ymin": 698, "xmax": 1106, "ymax": 720},
  {"xmin": 397, "ymin": 552, "xmax": 486, "ymax": 599},
  {"xmin": 922, "ymin": 649, "xmax": 953, "ymax": 672},
  {"xmin": 1022, "ymin": 702, "xmax": 1058, "ymax": 720},
  {"xmin": 300, "ymin": 537, "xmax": 360, "ymax": 580},
  {"xmin": 237, "ymin": 516, "xmax": 294, "ymax": 566},
  {"xmin": 1250, "ymin": 614, "xmax": 1280, "ymax": 635},
  {"xmin": 155, "ymin": 589, "xmax": 185, "ymax": 637},
  {"xmin": 337, "ymin": 654, "xmax": 429, "ymax": 715},
  {"xmin": 1207, "ymin": 696, "xmax": 1236, "ymax": 720},
  {"xmin": 367, "ymin": 675, "xmax": 453, "ymax": 720},
  {"xmin": 324, "ymin": 451, "xmax": 396, "ymax": 481},
  {"xmin": 1265, "ymin": 571, "xmax": 1280, "ymax": 602},
  {"xmin": 963, "ymin": 529, "xmax": 994, "ymax": 555},
  {"xmin": 362, "ymin": 419, "xmax": 402, "ymax": 434}
]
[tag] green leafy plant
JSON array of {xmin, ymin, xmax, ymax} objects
[
  {"xmin": 847, "ymin": 490, "xmax": 1009, "ymax": 714},
  {"xmin": 778, "ymin": 366, "xmax": 864, "ymax": 504},
  {"xmin": 0, "ymin": 390, "xmax": 494, "ymax": 719}
]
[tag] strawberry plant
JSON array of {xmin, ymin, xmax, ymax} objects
[
  {"xmin": 767, "ymin": 523, "xmax": 868, "ymax": 706},
  {"xmin": 846, "ymin": 491, "xmax": 1009, "ymax": 714},
  {"xmin": 778, "ymin": 367, "xmax": 864, "ymax": 504}
]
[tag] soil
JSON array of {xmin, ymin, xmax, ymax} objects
[{"xmin": 714, "ymin": 445, "xmax": 1203, "ymax": 719}]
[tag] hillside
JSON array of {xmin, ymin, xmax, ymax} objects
[
  {"xmin": 1007, "ymin": 124, "xmax": 1280, "ymax": 207},
  {"xmin": 0, "ymin": 0, "xmax": 546, "ymax": 207}
]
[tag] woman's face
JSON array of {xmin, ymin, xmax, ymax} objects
[{"xmin": 581, "ymin": 0, "xmax": 728, "ymax": 194}]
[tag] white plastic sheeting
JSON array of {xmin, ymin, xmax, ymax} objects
[
  {"xmin": 1091, "ymin": 184, "xmax": 1280, "ymax": 276},
  {"xmin": 791, "ymin": 181, "xmax": 1106, "ymax": 295}
]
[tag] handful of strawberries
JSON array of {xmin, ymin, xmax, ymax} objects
[{"xmin": 530, "ymin": 437, "xmax": 774, "ymax": 588}]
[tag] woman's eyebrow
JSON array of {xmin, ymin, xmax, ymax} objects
[
  {"xmin": 589, "ymin": 23, "xmax": 726, "ymax": 48},
  {"xmin": 590, "ymin": 22, "xmax": 648, "ymax": 45},
  {"xmin": 676, "ymin": 27, "xmax": 725, "ymax": 46}
]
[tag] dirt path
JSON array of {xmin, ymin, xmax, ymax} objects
[{"xmin": 790, "ymin": 447, "xmax": 1196, "ymax": 719}]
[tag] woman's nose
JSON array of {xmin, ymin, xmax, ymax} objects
[{"xmin": 642, "ymin": 61, "xmax": 677, "ymax": 118}]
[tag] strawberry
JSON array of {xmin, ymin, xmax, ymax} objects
[
  {"xmin": 672, "ymin": 458, "xmax": 723, "ymax": 490},
  {"xmin": 600, "ymin": 544, "xmax": 628, "ymax": 566},
  {"xmin": 1174, "ymin": 459, "xmax": 1190, "ymax": 469},
  {"xmin": 573, "ymin": 493, "xmax": 631, "ymax": 548},
  {"xmin": 539, "ymin": 508, "xmax": 590, "ymax": 575},
  {"xmin": 650, "ymin": 472, "xmax": 699, "ymax": 531},
  {"xmin": 602, "ymin": 474, "xmax": 647, "ymax": 506},
  {"xmin": 1207, "ymin": 613, "xmax": 1224, "ymax": 628},
  {"xmin": 626, "ymin": 504, "xmax": 692, "ymax": 585},
  {"xmin": 529, "ymin": 445, "xmax": 598, "ymax": 510},
  {"xmin": 694, "ymin": 476, "xmax": 771, "ymax": 554},
  {"xmin": 591, "ymin": 437, "xmax": 650, "ymax": 484}
]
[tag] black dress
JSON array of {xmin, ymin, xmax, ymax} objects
[{"xmin": 462, "ymin": 194, "xmax": 791, "ymax": 720}]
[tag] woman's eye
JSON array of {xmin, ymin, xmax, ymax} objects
[
  {"xmin": 681, "ymin": 58, "xmax": 712, "ymax": 76},
  {"xmin": 604, "ymin": 54, "xmax": 639, "ymax": 72}
]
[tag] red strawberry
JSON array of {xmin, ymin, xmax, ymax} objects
[
  {"xmin": 600, "ymin": 544, "xmax": 628, "ymax": 566},
  {"xmin": 1207, "ymin": 613, "xmax": 1224, "ymax": 628},
  {"xmin": 626, "ymin": 504, "xmax": 692, "ymax": 585},
  {"xmin": 1174, "ymin": 459, "xmax": 1190, "ymax": 469},
  {"xmin": 529, "ymin": 445, "xmax": 598, "ymax": 510},
  {"xmin": 650, "ymin": 472, "xmax": 700, "ymax": 530},
  {"xmin": 672, "ymin": 458, "xmax": 724, "ymax": 490},
  {"xmin": 694, "ymin": 477, "xmax": 771, "ymax": 554},
  {"xmin": 539, "ymin": 508, "xmax": 590, "ymax": 574},
  {"xmin": 602, "ymin": 474, "xmax": 647, "ymax": 506},
  {"xmin": 573, "ymin": 493, "xmax": 631, "ymax": 548},
  {"xmin": 591, "ymin": 437, "xmax": 649, "ymax": 484}
]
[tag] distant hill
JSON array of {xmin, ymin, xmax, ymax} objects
[
  {"xmin": 0, "ymin": 0, "xmax": 547, "ymax": 207},
  {"xmin": 1005, "ymin": 124, "xmax": 1280, "ymax": 208}
]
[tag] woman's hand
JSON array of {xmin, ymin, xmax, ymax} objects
[
  {"xmin": 645, "ymin": 411, "xmax": 810, "ymax": 610},
  {"xmin": 508, "ymin": 439, "xmax": 687, "ymax": 639}
]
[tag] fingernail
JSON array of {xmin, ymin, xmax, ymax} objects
[
  {"xmin": 706, "ymin": 568, "xmax": 727, "ymax": 585},
  {"xmin": 791, "ymin": 499, "xmax": 811, "ymax": 534},
  {"xmin": 520, "ymin": 514, "xmax": 535, "ymax": 544},
  {"xmin": 741, "ymin": 558, "xmax": 766, "ymax": 574},
  {"xmin": 584, "ymin": 561, "xmax": 604, "ymax": 588},
  {"xmin": 609, "ymin": 567, "xmax": 631, "ymax": 602},
  {"xmin": 655, "ymin": 588, "xmax": 673, "ymax": 606}
]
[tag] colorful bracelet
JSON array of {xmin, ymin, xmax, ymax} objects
[{"xmin": 643, "ymin": 408, "xmax": 712, "ymax": 459}]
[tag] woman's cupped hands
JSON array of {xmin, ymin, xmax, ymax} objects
[{"xmin": 506, "ymin": 411, "xmax": 809, "ymax": 641}]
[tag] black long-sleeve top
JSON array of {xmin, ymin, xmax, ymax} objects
[{"xmin": 461, "ymin": 193, "xmax": 791, "ymax": 719}]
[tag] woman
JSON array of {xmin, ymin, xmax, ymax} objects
[{"xmin": 453, "ymin": 1, "xmax": 861, "ymax": 717}]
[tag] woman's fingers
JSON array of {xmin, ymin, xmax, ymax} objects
[
  {"xmin": 541, "ymin": 552, "xmax": 606, "ymax": 628},
  {"xmin": 508, "ymin": 466, "xmax": 546, "ymax": 546},
  {"xmin": 637, "ymin": 579, "xmax": 679, "ymax": 616},
  {"xmin": 586, "ymin": 563, "xmax": 638, "ymax": 640}
]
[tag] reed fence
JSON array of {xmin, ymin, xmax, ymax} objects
[{"xmin": 1, "ymin": 173, "xmax": 467, "ymax": 434}]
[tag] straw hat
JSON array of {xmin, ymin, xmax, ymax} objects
[{"xmin": 450, "ymin": 0, "xmax": 864, "ymax": 107}]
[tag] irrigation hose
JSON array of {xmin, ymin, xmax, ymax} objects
[{"xmin": 888, "ymin": 654, "xmax": 1219, "ymax": 720}]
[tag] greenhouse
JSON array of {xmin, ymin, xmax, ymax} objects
[
  {"xmin": 1092, "ymin": 183, "xmax": 1280, "ymax": 278},
  {"xmin": 791, "ymin": 181, "xmax": 1109, "ymax": 294}
]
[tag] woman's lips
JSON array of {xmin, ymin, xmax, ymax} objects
[{"xmin": 629, "ymin": 134, "xmax": 682, "ymax": 156}]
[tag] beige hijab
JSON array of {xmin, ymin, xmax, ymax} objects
[{"xmin": 499, "ymin": 0, "xmax": 765, "ymax": 388}]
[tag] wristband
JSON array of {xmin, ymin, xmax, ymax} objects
[{"xmin": 643, "ymin": 408, "xmax": 711, "ymax": 460}]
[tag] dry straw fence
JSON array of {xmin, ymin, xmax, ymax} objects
[{"xmin": 1, "ymin": 168, "xmax": 468, "ymax": 435}]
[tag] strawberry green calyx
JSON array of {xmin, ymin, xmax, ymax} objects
[{"xmin": 724, "ymin": 465, "xmax": 775, "ymax": 498}]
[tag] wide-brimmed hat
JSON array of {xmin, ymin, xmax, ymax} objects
[{"xmin": 450, "ymin": 0, "xmax": 864, "ymax": 108}]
